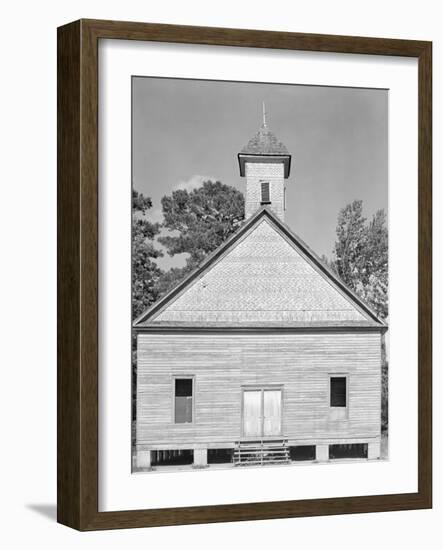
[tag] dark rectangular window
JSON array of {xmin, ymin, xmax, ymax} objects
[
  {"xmin": 329, "ymin": 444, "xmax": 368, "ymax": 459},
  {"xmin": 152, "ymin": 449, "xmax": 194, "ymax": 466},
  {"xmin": 289, "ymin": 445, "xmax": 316, "ymax": 461},
  {"xmin": 330, "ymin": 376, "xmax": 347, "ymax": 407},
  {"xmin": 174, "ymin": 378, "xmax": 193, "ymax": 423},
  {"xmin": 261, "ymin": 181, "xmax": 270, "ymax": 203},
  {"xmin": 208, "ymin": 448, "xmax": 234, "ymax": 464}
]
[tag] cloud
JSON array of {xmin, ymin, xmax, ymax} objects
[{"xmin": 173, "ymin": 174, "xmax": 216, "ymax": 192}]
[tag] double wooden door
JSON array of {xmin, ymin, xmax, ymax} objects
[{"xmin": 243, "ymin": 388, "xmax": 282, "ymax": 437}]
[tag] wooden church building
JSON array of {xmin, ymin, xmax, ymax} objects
[{"xmin": 134, "ymin": 109, "xmax": 387, "ymax": 470}]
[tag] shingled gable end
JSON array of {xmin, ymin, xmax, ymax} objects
[
  {"xmin": 134, "ymin": 208, "xmax": 384, "ymax": 329},
  {"xmin": 134, "ymin": 106, "xmax": 386, "ymax": 471}
]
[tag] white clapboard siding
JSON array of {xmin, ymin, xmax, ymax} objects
[{"xmin": 136, "ymin": 331, "xmax": 382, "ymax": 446}]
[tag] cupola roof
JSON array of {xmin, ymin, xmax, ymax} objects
[{"xmin": 240, "ymin": 102, "xmax": 289, "ymax": 156}]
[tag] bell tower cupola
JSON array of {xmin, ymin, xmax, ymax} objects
[{"xmin": 238, "ymin": 103, "xmax": 292, "ymax": 221}]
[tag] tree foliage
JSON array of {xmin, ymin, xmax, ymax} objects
[
  {"xmin": 157, "ymin": 180, "xmax": 245, "ymax": 292},
  {"xmin": 330, "ymin": 200, "xmax": 388, "ymax": 320},
  {"xmin": 132, "ymin": 190, "xmax": 164, "ymax": 319},
  {"xmin": 154, "ymin": 266, "xmax": 190, "ymax": 298}
]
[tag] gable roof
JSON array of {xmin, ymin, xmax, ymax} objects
[{"xmin": 134, "ymin": 208, "xmax": 386, "ymax": 331}]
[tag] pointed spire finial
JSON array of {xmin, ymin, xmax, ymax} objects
[{"xmin": 262, "ymin": 101, "xmax": 267, "ymax": 128}]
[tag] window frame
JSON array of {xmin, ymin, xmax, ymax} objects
[
  {"xmin": 172, "ymin": 375, "xmax": 195, "ymax": 425},
  {"xmin": 328, "ymin": 373, "xmax": 349, "ymax": 420},
  {"xmin": 260, "ymin": 180, "xmax": 271, "ymax": 205}
]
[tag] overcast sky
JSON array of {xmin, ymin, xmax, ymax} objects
[{"xmin": 132, "ymin": 77, "xmax": 388, "ymax": 269}]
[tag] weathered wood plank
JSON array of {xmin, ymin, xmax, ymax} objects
[{"xmin": 136, "ymin": 332, "xmax": 382, "ymax": 447}]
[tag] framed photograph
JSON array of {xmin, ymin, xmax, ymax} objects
[{"xmin": 57, "ymin": 19, "xmax": 432, "ymax": 530}]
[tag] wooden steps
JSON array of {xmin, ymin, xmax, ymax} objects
[{"xmin": 234, "ymin": 439, "xmax": 290, "ymax": 466}]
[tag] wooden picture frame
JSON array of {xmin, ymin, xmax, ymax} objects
[{"xmin": 57, "ymin": 19, "xmax": 432, "ymax": 530}]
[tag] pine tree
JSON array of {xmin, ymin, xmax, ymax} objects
[{"xmin": 157, "ymin": 180, "xmax": 245, "ymax": 293}]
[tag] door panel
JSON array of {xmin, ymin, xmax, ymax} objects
[
  {"xmin": 263, "ymin": 390, "xmax": 282, "ymax": 436},
  {"xmin": 243, "ymin": 390, "xmax": 261, "ymax": 437},
  {"xmin": 243, "ymin": 389, "xmax": 282, "ymax": 437}
]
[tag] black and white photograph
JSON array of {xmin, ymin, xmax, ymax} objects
[
  {"xmin": 131, "ymin": 77, "xmax": 389, "ymax": 472},
  {"xmin": 2, "ymin": 0, "xmax": 435, "ymax": 542}
]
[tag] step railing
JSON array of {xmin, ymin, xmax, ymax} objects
[{"xmin": 234, "ymin": 439, "xmax": 290, "ymax": 466}]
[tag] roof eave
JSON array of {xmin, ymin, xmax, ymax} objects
[
  {"xmin": 135, "ymin": 324, "xmax": 388, "ymax": 333},
  {"xmin": 238, "ymin": 153, "xmax": 291, "ymax": 178}
]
